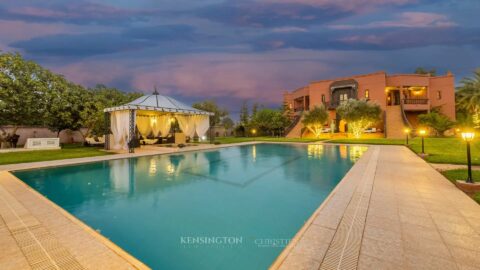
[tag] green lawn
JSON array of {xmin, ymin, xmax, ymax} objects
[
  {"xmin": 0, "ymin": 144, "xmax": 112, "ymax": 165},
  {"xmin": 327, "ymin": 138, "xmax": 405, "ymax": 145},
  {"xmin": 212, "ymin": 136, "xmax": 322, "ymax": 144},
  {"xmin": 441, "ymin": 169, "xmax": 480, "ymax": 204},
  {"xmin": 328, "ymin": 137, "xmax": 480, "ymax": 165}
]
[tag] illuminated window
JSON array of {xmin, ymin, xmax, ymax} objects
[
  {"xmin": 339, "ymin": 93, "xmax": 348, "ymax": 103},
  {"xmin": 437, "ymin": 91, "xmax": 442, "ymax": 100},
  {"xmin": 365, "ymin": 89, "xmax": 370, "ymax": 99}
]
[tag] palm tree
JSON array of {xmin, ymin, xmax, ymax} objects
[{"xmin": 456, "ymin": 69, "xmax": 480, "ymax": 128}]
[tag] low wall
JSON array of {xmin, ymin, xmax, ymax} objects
[{"xmin": 0, "ymin": 126, "xmax": 87, "ymax": 146}]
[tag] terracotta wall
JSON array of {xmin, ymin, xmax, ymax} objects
[
  {"xmin": 386, "ymin": 75, "xmax": 430, "ymax": 87},
  {"xmin": 309, "ymin": 80, "xmax": 332, "ymax": 107},
  {"xmin": 355, "ymin": 72, "xmax": 387, "ymax": 110},
  {"xmin": 0, "ymin": 126, "xmax": 87, "ymax": 146},
  {"xmin": 428, "ymin": 75, "xmax": 456, "ymax": 120}
]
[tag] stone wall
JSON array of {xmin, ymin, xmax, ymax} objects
[{"xmin": 0, "ymin": 126, "xmax": 87, "ymax": 146}]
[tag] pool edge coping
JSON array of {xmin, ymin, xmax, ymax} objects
[
  {"xmin": 4, "ymin": 171, "xmax": 151, "ymax": 270},
  {"xmin": 268, "ymin": 145, "xmax": 375, "ymax": 269}
]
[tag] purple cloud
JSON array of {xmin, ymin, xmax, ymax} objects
[{"xmin": 0, "ymin": 1, "xmax": 154, "ymax": 25}]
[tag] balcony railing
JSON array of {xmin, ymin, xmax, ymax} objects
[
  {"xmin": 328, "ymin": 100, "xmax": 347, "ymax": 109},
  {"xmin": 403, "ymin": 98, "xmax": 428, "ymax": 105}
]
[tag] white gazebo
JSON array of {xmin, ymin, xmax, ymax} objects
[{"xmin": 104, "ymin": 90, "xmax": 213, "ymax": 153}]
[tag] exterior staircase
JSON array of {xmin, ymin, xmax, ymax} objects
[
  {"xmin": 285, "ymin": 115, "xmax": 303, "ymax": 138},
  {"xmin": 385, "ymin": 105, "xmax": 408, "ymax": 138}
]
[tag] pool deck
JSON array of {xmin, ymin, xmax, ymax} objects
[
  {"xmin": 0, "ymin": 143, "xmax": 479, "ymax": 269},
  {"xmin": 273, "ymin": 145, "xmax": 480, "ymax": 270}
]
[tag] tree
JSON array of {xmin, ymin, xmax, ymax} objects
[
  {"xmin": 414, "ymin": 67, "xmax": 437, "ymax": 76},
  {"xmin": 336, "ymin": 99, "xmax": 381, "ymax": 138},
  {"xmin": 192, "ymin": 100, "xmax": 228, "ymax": 126},
  {"xmin": 43, "ymin": 77, "xmax": 87, "ymax": 137},
  {"xmin": 252, "ymin": 103, "xmax": 259, "ymax": 118},
  {"xmin": 0, "ymin": 52, "xmax": 144, "ymax": 140},
  {"xmin": 239, "ymin": 101, "xmax": 249, "ymax": 126},
  {"xmin": 0, "ymin": 52, "xmax": 48, "ymax": 133},
  {"xmin": 221, "ymin": 117, "xmax": 234, "ymax": 129},
  {"xmin": 456, "ymin": 68, "xmax": 480, "ymax": 128},
  {"xmin": 251, "ymin": 108, "xmax": 289, "ymax": 136},
  {"xmin": 301, "ymin": 105, "xmax": 328, "ymax": 138},
  {"xmin": 418, "ymin": 111, "xmax": 455, "ymax": 137},
  {"xmin": 79, "ymin": 85, "xmax": 143, "ymax": 139}
]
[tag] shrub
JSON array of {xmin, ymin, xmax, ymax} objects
[
  {"xmin": 418, "ymin": 111, "xmax": 455, "ymax": 136},
  {"xmin": 301, "ymin": 105, "xmax": 329, "ymax": 138},
  {"xmin": 336, "ymin": 99, "xmax": 381, "ymax": 138}
]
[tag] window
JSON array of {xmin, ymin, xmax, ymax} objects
[
  {"xmin": 437, "ymin": 91, "xmax": 442, "ymax": 100},
  {"xmin": 365, "ymin": 89, "xmax": 370, "ymax": 99},
  {"xmin": 321, "ymin": 94, "xmax": 326, "ymax": 102},
  {"xmin": 339, "ymin": 93, "xmax": 348, "ymax": 103}
]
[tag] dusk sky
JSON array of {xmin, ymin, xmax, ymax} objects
[{"xmin": 1, "ymin": 0, "xmax": 479, "ymax": 116}]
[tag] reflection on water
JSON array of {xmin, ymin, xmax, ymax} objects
[
  {"xmin": 349, "ymin": 146, "xmax": 368, "ymax": 162},
  {"xmin": 339, "ymin": 144, "xmax": 348, "ymax": 159},
  {"xmin": 149, "ymin": 158, "xmax": 157, "ymax": 176},
  {"xmin": 307, "ymin": 144, "xmax": 324, "ymax": 159},
  {"xmin": 15, "ymin": 144, "xmax": 368, "ymax": 270}
]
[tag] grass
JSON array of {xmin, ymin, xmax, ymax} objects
[
  {"xmin": 211, "ymin": 136, "xmax": 323, "ymax": 144},
  {"xmin": 0, "ymin": 144, "xmax": 112, "ymax": 165},
  {"xmin": 327, "ymin": 137, "xmax": 480, "ymax": 165},
  {"xmin": 328, "ymin": 138, "xmax": 405, "ymax": 145},
  {"xmin": 441, "ymin": 169, "xmax": 480, "ymax": 204}
]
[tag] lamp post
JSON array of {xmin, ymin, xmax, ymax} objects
[
  {"xmin": 461, "ymin": 132, "xmax": 475, "ymax": 183},
  {"xmin": 404, "ymin": 128, "xmax": 410, "ymax": 145},
  {"xmin": 419, "ymin": 129, "xmax": 426, "ymax": 154}
]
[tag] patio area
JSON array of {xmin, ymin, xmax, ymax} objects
[{"xmin": 0, "ymin": 144, "xmax": 479, "ymax": 269}]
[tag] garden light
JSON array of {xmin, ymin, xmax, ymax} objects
[
  {"xmin": 461, "ymin": 132, "xmax": 475, "ymax": 183},
  {"xmin": 419, "ymin": 129, "xmax": 427, "ymax": 154},
  {"xmin": 404, "ymin": 128, "xmax": 410, "ymax": 145}
]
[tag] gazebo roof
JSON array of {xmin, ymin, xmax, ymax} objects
[{"xmin": 104, "ymin": 91, "xmax": 213, "ymax": 115}]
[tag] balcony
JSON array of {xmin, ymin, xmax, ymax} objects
[
  {"xmin": 402, "ymin": 98, "xmax": 429, "ymax": 111},
  {"xmin": 328, "ymin": 100, "xmax": 347, "ymax": 109}
]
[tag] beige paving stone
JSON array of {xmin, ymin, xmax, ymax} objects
[
  {"xmin": 435, "ymin": 221, "xmax": 478, "ymax": 237},
  {"xmin": 363, "ymin": 225, "xmax": 402, "ymax": 245},
  {"xmin": 401, "ymin": 222, "xmax": 443, "ymax": 242},
  {"xmin": 357, "ymin": 254, "xmax": 404, "ymax": 270},
  {"xmin": 366, "ymin": 214, "xmax": 401, "ymax": 233},
  {"xmin": 399, "ymin": 213, "xmax": 436, "ymax": 228},
  {"xmin": 448, "ymin": 246, "xmax": 480, "ymax": 268},
  {"xmin": 404, "ymin": 250, "xmax": 457, "ymax": 270},
  {"xmin": 360, "ymin": 237, "xmax": 404, "ymax": 265},
  {"xmin": 278, "ymin": 253, "xmax": 321, "ymax": 270},
  {"xmin": 440, "ymin": 231, "xmax": 480, "ymax": 252},
  {"xmin": 457, "ymin": 263, "xmax": 480, "ymax": 270},
  {"xmin": 403, "ymin": 233, "xmax": 452, "ymax": 259}
]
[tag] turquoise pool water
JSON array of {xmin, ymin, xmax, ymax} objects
[{"xmin": 14, "ymin": 143, "xmax": 367, "ymax": 270}]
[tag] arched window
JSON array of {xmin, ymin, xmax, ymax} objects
[{"xmin": 365, "ymin": 89, "xmax": 370, "ymax": 99}]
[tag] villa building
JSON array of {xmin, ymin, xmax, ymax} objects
[{"xmin": 283, "ymin": 71, "xmax": 456, "ymax": 138}]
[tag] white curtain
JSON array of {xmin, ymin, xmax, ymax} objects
[
  {"xmin": 136, "ymin": 116, "xmax": 151, "ymax": 137},
  {"xmin": 157, "ymin": 115, "xmax": 171, "ymax": 137},
  {"xmin": 111, "ymin": 110, "xmax": 130, "ymax": 150},
  {"xmin": 176, "ymin": 115, "xmax": 196, "ymax": 137},
  {"xmin": 194, "ymin": 115, "xmax": 210, "ymax": 140},
  {"xmin": 151, "ymin": 116, "xmax": 161, "ymax": 137}
]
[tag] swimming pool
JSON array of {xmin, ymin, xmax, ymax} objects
[{"xmin": 14, "ymin": 143, "xmax": 367, "ymax": 270}]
